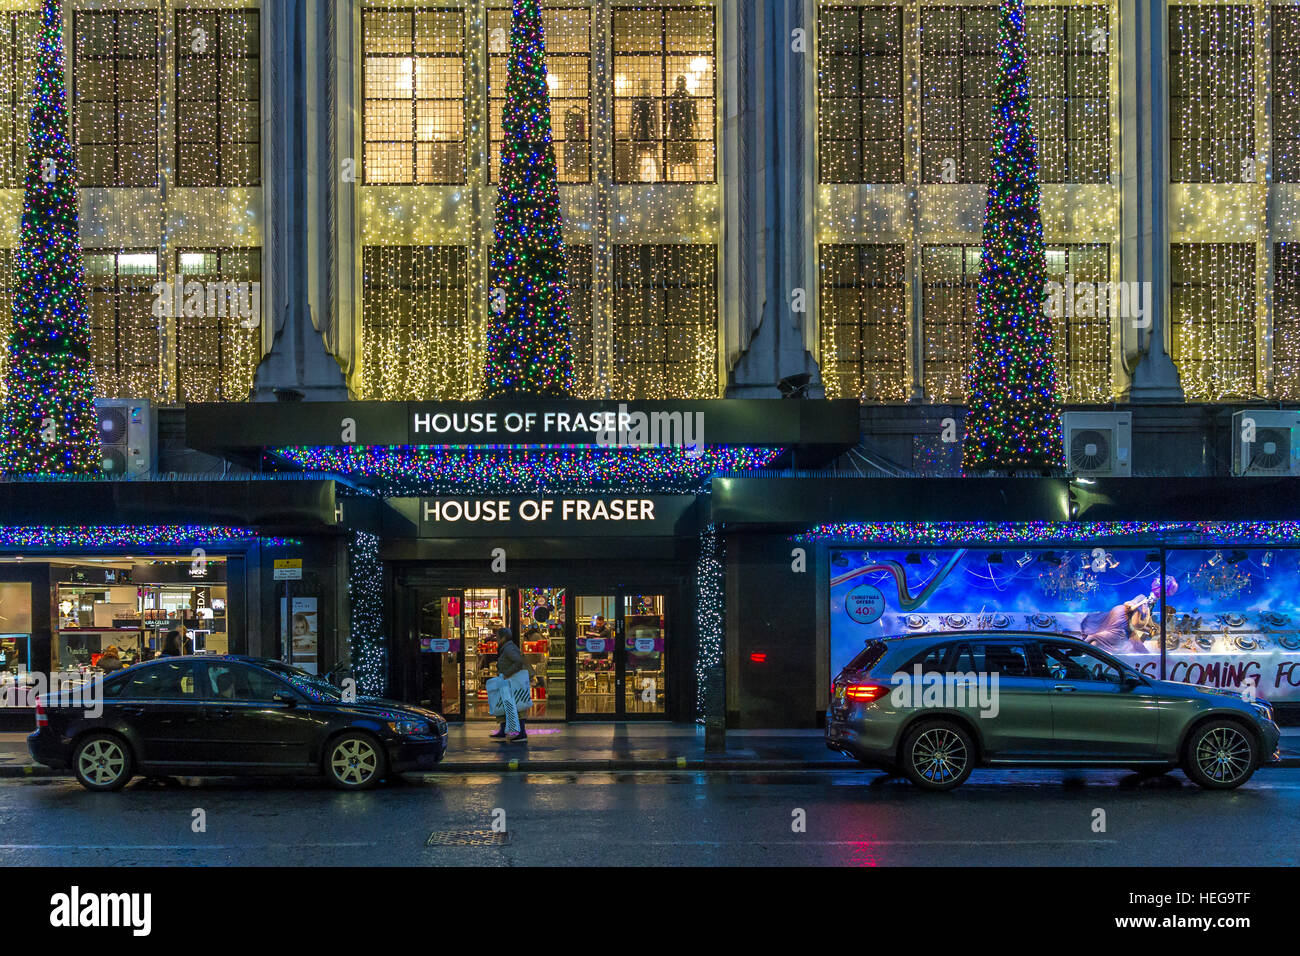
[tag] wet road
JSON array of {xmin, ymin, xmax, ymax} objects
[{"xmin": 1, "ymin": 768, "xmax": 1296, "ymax": 866}]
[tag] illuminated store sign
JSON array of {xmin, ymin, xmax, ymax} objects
[{"xmin": 418, "ymin": 496, "xmax": 695, "ymax": 537}]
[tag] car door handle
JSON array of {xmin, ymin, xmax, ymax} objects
[
  {"xmin": 210, "ymin": 706, "xmax": 235, "ymax": 717},
  {"xmin": 123, "ymin": 706, "xmax": 147, "ymax": 717},
  {"xmin": 1052, "ymin": 684, "xmax": 1077, "ymax": 692}
]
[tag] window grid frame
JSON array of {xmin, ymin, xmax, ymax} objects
[
  {"xmin": 0, "ymin": 11, "xmax": 37, "ymax": 190},
  {"xmin": 612, "ymin": 4, "xmax": 718, "ymax": 184},
  {"xmin": 174, "ymin": 7, "xmax": 262, "ymax": 188},
  {"xmin": 1169, "ymin": 241, "xmax": 1258, "ymax": 400},
  {"xmin": 174, "ymin": 247, "xmax": 263, "ymax": 403},
  {"xmin": 73, "ymin": 8, "xmax": 161, "ymax": 188},
  {"xmin": 361, "ymin": 5, "xmax": 468, "ymax": 186},
  {"xmin": 818, "ymin": 242, "xmax": 909, "ymax": 402},
  {"xmin": 817, "ymin": 3, "xmax": 905, "ymax": 185},
  {"xmin": 85, "ymin": 248, "xmax": 163, "ymax": 402}
]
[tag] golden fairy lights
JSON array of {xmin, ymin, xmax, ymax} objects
[
  {"xmin": 358, "ymin": 0, "xmax": 721, "ymax": 401},
  {"xmin": 1168, "ymin": 3, "xmax": 1269, "ymax": 401},
  {"xmin": 0, "ymin": 0, "xmax": 264, "ymax": 406}
]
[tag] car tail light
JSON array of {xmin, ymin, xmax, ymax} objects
[
  {"xmin": 35, "ymin": 697, "xmax": 46, "ymax": 728},
  {"xmin": 845, "ymin": 682, "xmax": 889, "ymax": 703}
]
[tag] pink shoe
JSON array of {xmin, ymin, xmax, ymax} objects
[
  {"xmin": 508, "ymin": 732, "xmax": 527, "ymax": 741},
  {"xmin": 489, "ymin": 729, "xmax": 507, "ymax": 739}
]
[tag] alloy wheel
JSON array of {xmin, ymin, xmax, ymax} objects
[
  {"xmin": 77, "ymin": 739, "xmax": 126, "ymax": 787},
  {"xmin": 330, "ymin": 738, "xmax": 379, "ymax": 787},
  {"xmin": 1195, "ymin": 725, "xmax": 1252, "ymax": 785},
  {"xmin": 912, "ymin": 727, "xmax": 968, "ymax": 783}
]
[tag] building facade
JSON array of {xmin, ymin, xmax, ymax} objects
[{"xmin": 2, "ymin": 0, "xmax": 1300, "ymax": 729}]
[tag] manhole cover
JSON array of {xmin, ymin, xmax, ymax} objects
[{"xmin": 426, "ymin": 829, "xmax": 511, "ymax": 847}]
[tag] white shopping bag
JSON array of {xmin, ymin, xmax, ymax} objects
[
  {"xmin": 485, "ymin": 675, "xmax": 507, "ymax": 717},
  {"xmin": 507, "ymin": 669, "xmax": 533, "ymax": 713}
]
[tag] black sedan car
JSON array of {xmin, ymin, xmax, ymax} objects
[{"xmin": 28, "ymin": 656, "xmax": 449, "ymax": 791}]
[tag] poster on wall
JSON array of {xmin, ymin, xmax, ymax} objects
[
  {"xmin": 281, "ymin": 597, "xmax": 319, "ymax": 675},
  {"xmin": 829, "ymin": 547, "xmax": 1300, "ymax": 702}
]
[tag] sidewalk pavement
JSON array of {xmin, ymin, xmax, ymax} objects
[{"xmin": 2, "ymin": 723, "xmax": 1299, "ymax": 777}]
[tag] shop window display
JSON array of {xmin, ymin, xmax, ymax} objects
[{"xmin": 829, "ymin": 546, "xmax": 1300, "ymax": 702}]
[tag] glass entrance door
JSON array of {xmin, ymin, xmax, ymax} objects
[
  {"xmin": 573, "ymin": 592, "xmax": 668, "ymax": 718},
  {"xmin": 623, "ymin": 594, "xmax": 667, "ymax": 715},
  {"xmin": 462, "ymin": 588, "xmax": 508, "ymax": 719},
  {"xmin": 413, "ymin": 589, "xmax": 463, "ymax": 715}
]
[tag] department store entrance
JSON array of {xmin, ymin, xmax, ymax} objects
[{"xmin": 399, "ymin": 583, "xmax": 672, "ymax": 721}]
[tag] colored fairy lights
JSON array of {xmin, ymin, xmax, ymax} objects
[
  {"xmin": 485, "ymin": 0, "xmax": 574, "ymax": 397},
  {"xmin": 274, "ymin": 444, "xmax": 783, "ymax": 494},
  {"xmin": 0, "ymin": 0, "xmax": 97, "ymax": 474},
  {"xmin": 963, "ymin": 0, "xmax": 1062, "ymax": 472},
  {"xmin": 796, "ymin": 521, "xmax": 1300, "ymax": 546},
  {"xmin": 0, "ymin": 525, "xmax": 294, "ymax": 549}
]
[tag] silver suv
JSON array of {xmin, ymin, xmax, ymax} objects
[{"xmin": 826, "ymin": 631, "xmax": 1281, "ymax": 791}]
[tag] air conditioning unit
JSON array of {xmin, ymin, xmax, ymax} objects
[
  {"xmin": 94, "ymin": 399, "xmax": 155, "ymax": 478},
  {"xmin": 1062, "ymin": 411, "xmax": 1132, "ymax": 477},
  {"xmin": 1232, "ymin": 410, "xmax": 1300, "ymax": 477}
]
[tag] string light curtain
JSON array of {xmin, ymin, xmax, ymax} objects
[
  {"xmin": 0, "ymin": 11, "xmax": 38, "ymax": 188},
  {"xmin": 1277, "ymin": 243, "xmax": 1300, "ymax": 398},
  {"xmin": 819, "ymin": 242, "xmax": 908, "ymax": 400},
  {"xmin": 174, "ymin": 8, "xmax": 260, "ymax": 187},
  {"xmin": 85, "ymin": 250, "xmax": 161, "ymax": 401},
  {"xmin": 361, "ymin": 245, "xmax": 474, "ymax": 399},
  {"xmin": 611, "ymin": 243, "xmax": 718, "ymax": 398},
  {"xmin": 1169, "ymin": 4, "xmax": 1255, "ymax": 183},
  {"xmin": 175, "ymin": 249, "xmax": 262, "ymax": 402},
  {"xmin": 818, "ymin": 4, "xmax": 904, "ymax": 183},
  {"xmin": 73, "ymin": 8, "xmax": 159, "ymax": 188},
  {"xmin": 1170, "ymin": 243, "xmax": 1257, "ymax": 400},
  {"xmin": 1277, "ymin": 7, "xmax": 1300, "ymax": 183},
  {"xmin": 488, "ymin": 5, "xmax": 591, "ymax": 183},
  {"xmin": 362, "ymin": 6, "xmax": 467, "ymax": 184},
  {"xmin": 612, "ymin": 5, "xmax": 716, "ymax": 183}
]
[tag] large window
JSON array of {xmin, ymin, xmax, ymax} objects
[
  {"xmin": 1170, "ymin": 243, "xmax": 1256, "ymax": 400},
  {"xmin": 362, "ymin": 7, "xmax": 466, "ymax": 185},
  {"xmin": 175, "ymin": 8, "xmax": 260, "ymax": 187},
  {"xmin": 1275, "ymin": 6, "xmax": 1300, "ymax": 183},
  {"xmin": 362, "ymin": 245, "xmax": 472, "ymax": 399},
  {"xmin": 611, "ymin": 244, "xmax": 718, "ymax": 398},
  {"xmin": 1025, "ymin": 5, "xmax": 1109, "ymax": 184},
  {"xmin": 86, "ymin": 250, "xmax": 163, "ymax": 402},
  {"xmin": 1169, "ymin": 5, "xmax": 1255, "ymax": 183},
  {"xmin": 175, "ymin": 249, "xmax": 262, "ymax": 403},
  {"xmin": 818, "ymin": 4, "xmax": 903, "ymax": 183},
  {"xmin": 488, "ymin": 5, "xmax": 591, "ymax": 183},
  {"xmin": 819, "ymin": 243, "xmax": 907, "ymax": 401},
  {"xmin": 74, "ymin": 9, "xmax": 159, "ymax": 188},
  {"xmin": 921, "ymin": 5, "xmax": 1110, "ymax": 184},
  {"xmin": 1274, "ymin": 243, "xmax": 1300, "ymax": 398},
  {"xmin": 612, "ymin": 6, "xmax": 716, "ymax": 183},
  {"xmin": 0, "ymin": 12, "xmax": 37, "ymax": 189}
]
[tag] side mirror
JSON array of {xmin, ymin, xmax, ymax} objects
[{"xmin": 1120, "ymin": 674, "xmax": 1143, "ymax": 691}]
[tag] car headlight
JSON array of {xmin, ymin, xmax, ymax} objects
[
  {"xmin": 1250, "ymin": 700, "xmax": 1274, "ymax": 721},
  {"xmin": 386, "ymin": 719, "xmax": 430, "ymax": 736}
]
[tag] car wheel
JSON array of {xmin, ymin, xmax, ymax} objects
[
  {"xmin": 1182, "ymin": 720, "xmax": 1257, "ymax": 790},
  {"xmin": 73, "ymin": 733, "xmax": 134, "ymax": 792},
  {"xmin": 324, "ymin": 733, "xmax": 386, "ymax": 791},
  {"xmin": 900, "ymin": 720, "xmax": 975, "ymax": 791}
]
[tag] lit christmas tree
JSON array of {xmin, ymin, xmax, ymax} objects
[
  {"xmin": 0, "ymin": 0, "xmax": 97, "ymax": 474},
  {"xmin": 963, "ymin": 0, "xmax": 1063, "ymax": 473},
  {"xmin": 484, "ymin": 0, "xmax": 573, "ymax": 398}
]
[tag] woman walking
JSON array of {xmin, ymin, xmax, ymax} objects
[{"xmin": 490, "ymin": 627, "xmax": 530, "ymax": 742}]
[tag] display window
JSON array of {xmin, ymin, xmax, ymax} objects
[
  {"xmin": 829, "ymin": 546, "xmax": 1300, "ymax": 702},
  {"xmin": 52, "ymin": 557, "xmax": 229, "ymax": 671}
]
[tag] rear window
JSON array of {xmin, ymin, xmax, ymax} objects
[{"xmin": 844, "ymin": 641, "xmax": 888, "ymax": 673}]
